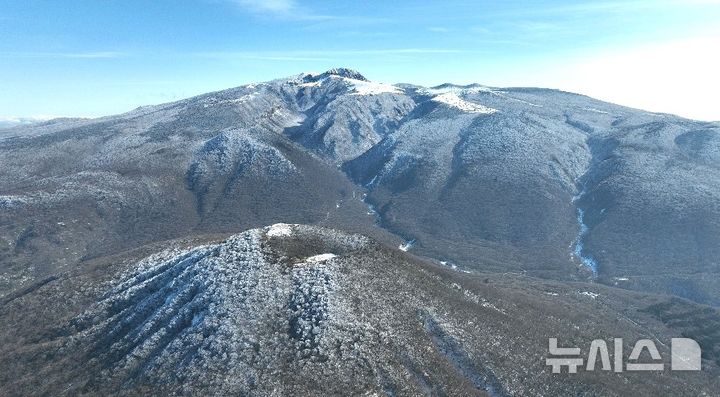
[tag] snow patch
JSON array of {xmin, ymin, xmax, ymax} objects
[
  {"xmin": 299, "ymin": 81, "xmax": 321, "ymax": 88},
  {"xmin": 425, "ymin": 85, "xmax": 541, "ymax": 108},
  {"xmin": 579, "ymin": 291, "xmax": 600, "ymax": 299},
  {"xmin": 0, "ymin": 195, "xmax": 30, "ymax": 208},
  {"xmin": 440, "ymin": 261, "xmax": 458, "ymax": 270},
  {"xmin": 425, "ymin": 85, "xmax": 499, "ymax": 95},
  {"xmin": 572, "ymin": 184, "xmax": 600, "ymax": 276},
  {"xmin": 304, "ymin": 253, "xmax": 337, "ymax": 263},
  {"xmin": 432, "ymin": 93, "xmax": 497, "ymax": 114},
  {"xmin": 200, "ymin": 93, "xmax": 257, "ymax": 108},
  {"xmin": 267, "ymin": 223, "xmax": 293, "ymax": 237},
  {"xmin": 230, "ymin": 93, "xmax": 258, "ymax": 103},
  {"xmin": 573, "ymin": 208, "xmax": 599, "ymax": 275},
  {"xmin": 399, "ymin": 239, "xmax": 416, "ymax": 252},
  {"xmin": 583, "ymin": 107, "xmax": 610, "ymax": 114},
  {"xmin": 348, "ymin": 79, "xmax": 402, "ymax": 96}
]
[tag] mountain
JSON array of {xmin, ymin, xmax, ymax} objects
[
  {"xmin": 0, "ymin": 116, "xmax": 72, "ymax": 130},
  {"xmin": 0, "ymin": 70, "xmax": 401, "ymax": 296},
  {"xmin": 2, "ymin": 68, "xmax": 718, "ymax": 305},
  {"xmin": 342, "ymin": 83, "xmax": 720, "ymax": 305},
  {"xmin": 2, "ymin": 69, "xmax": 720, "ymax": 395},
  {"xmin": 2, "ymin": 225, "xmax": 718, "ymax": 395},
  {"xmin": 0, "ymin": 69, "xmax": 720, "ymax": 305}
]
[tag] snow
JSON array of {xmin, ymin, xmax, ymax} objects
[
  {"xmin": 230, "ymin": 93, "xmax": 257, "ymax": 103},
  {"xmin": 572, "ymin": 184, "xmax": 599, "ymax": 276},
  {"xmin": 431, "ymin": 93, "xmax": 497, "ymax": 114},
  {"xmin": 299, "ymin": 81, "xmax": 321, "ymax": 88},
  {"xmin": 347, "ymin": 79, "xmax": 402, "ymax": 96},
  {"xmin": 267, "ymin": 223, "xmax": 293, "ymax": 237},
  {"xmin": 583, "ymin": 107, "xmax": 610, "ymax": 114},
  {"xmin": 425, "ymin": 85, "xmax": 498, "ymax": 95},
  {"xmin": 304, "ymin": 253, "xmax": 337, "ymax": 263},
  {"xmin": 67, "ymin": 227, "xmax": 356, "ymax": 390},
  {"xmin": 440, "ymin": 261, "xmax": 458, "ymax": 270},
  {"xmin": 424, "ymin": 84, "xmax": 542, "ymax": 109},
  {"xmin": 579, "ymin": 291, "xmax": 600, "ymax": 299},
  {"xmin": 300, "ymin": 71, "xmax": 401, "ymax": 95},
  {"xmin": 0, "ymin": 195, "xmax": 30, "ymax": 208},
  {"xmin": 361, "ymin": 195, "xmax": 380, "ymax": 222},
  {"xmin": 503, "ymin": 96, "xmax": 542, "ymax": 108},
  {"xmin": 200, "ymin": 93, "xmax": 257, "ymax": 108},
  {"xmin": 573, "ymin": 208, "xmax": 599, "ymax": 275},
  {"xmin": 399, "ymin": 239, "xmax": 415, "ymax": 252}
]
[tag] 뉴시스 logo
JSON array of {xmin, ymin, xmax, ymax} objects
[{"xmin": 546, "ymin": 337, "xmax": 702, "ymax": 373}]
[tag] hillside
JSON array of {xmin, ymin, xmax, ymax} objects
[
  {"xmin": 1, "ymin": 225, "xmax": 718, "ymax": 395},
  {"xmin": 1, "ymin": 68, "xmax": 718, "ymax": 304}
]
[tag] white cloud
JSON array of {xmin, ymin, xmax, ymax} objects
[
  {"xmin": 193, "ymin": 48, "xmax": 466, "ymax": 61},
  {"xmin": 230, "ymin": 0, "xmax": 339, "ymax": 21},
  {"xmin": 549, "ymin": 35, "xmax": 720, "ymax": 121},
  {"xmin": 1, "ymin": 51, "xmax": 126, "ymax": 59},
  {"xmin": 0, "ymin": 115, "xmax": 66, "ymax": 128},
  {"xmin": 528, "ymin": 0, "xmax": 720, "ymax": 15},
  {"xmin": 234, "ymin": 0, "xmax": 295, "ymax": 14},
  {"xmin": 0, "ymin": 115, "xmax": 56, "ymax": 123},
  {"xmin": 64, "ymin": 51, "xmax": 127, "ymax": 59}
]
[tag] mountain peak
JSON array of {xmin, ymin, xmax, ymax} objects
[{"xmin": 314, "ymin": 67, "xmax": 368, "ymax": 82}]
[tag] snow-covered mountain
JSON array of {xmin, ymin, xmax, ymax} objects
[
  {"xmin": 1, "ymin": 68, "xmax": 719, "ymax": 306},
  {"xmin": 2, "ymin": 225, "xmax": 718, "ymax": 395}
]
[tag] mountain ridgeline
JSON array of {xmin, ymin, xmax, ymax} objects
[{"xmin": 1, "ymin": 67, "xmax": 719, "ymax": 305}]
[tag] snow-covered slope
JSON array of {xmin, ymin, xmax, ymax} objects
[
  {"xmin": 1, "ymin": 68, "xmax": 719, "ymax": 306},
  {"xmin": 2, "ymin": 225, "xmax": 718, "ymax": 395},
  {"xmin": 431, "ymin": 92, "xmax": 497, "ymax": 113}
]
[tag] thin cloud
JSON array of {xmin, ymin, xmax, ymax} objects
[
  {"xmin": 228, "ymin": 0, "xmax": 391, "ymax": 24},
  {"xmin": 235, "ymin": 0, "xmax": 294, "ymax": 13},
  {"xmin": 359, "ymin": 49, "xmax": 465, "ymax": 55},
  {"xmin": 0, "ymin": 115, "xmax": 73, "ymax": 128},
  {"xmin": 1, "ymin": 51, "xmax": 127, "ymax": 59},
  {"xmin": 0, "ymin": 115, "xmax": 64, "ymax": 123},
  {"xmin": 526, "ymin": 0, "xmax": 720, "ymax": 15},
  {"xmin": 196, "ymin": 52, "xmax": 333, "ymax": 62},
  {"xmin": 193, "ymin": 48, "xmax": 468, "ymax": 61},
  {"xmin": 230, "ymin": 0, "xmax": 339, "ymax": 21}
]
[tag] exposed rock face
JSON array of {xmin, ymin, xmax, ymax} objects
[{"xmin": 309, "ymin": 67, "xmax": 369, "ymax": 82}]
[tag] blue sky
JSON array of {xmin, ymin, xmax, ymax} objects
[{"xmin": 1, "ymin": 0, "xmax": 719, "ymax": 121}]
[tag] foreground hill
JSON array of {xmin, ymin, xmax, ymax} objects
[
  {"xmin": 1, "ymin": 68, "xmax": 718, "ymax": 304},
  {"xmin": 1, "ymin": 225, "xmax": 718, "ymax": 395}
]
